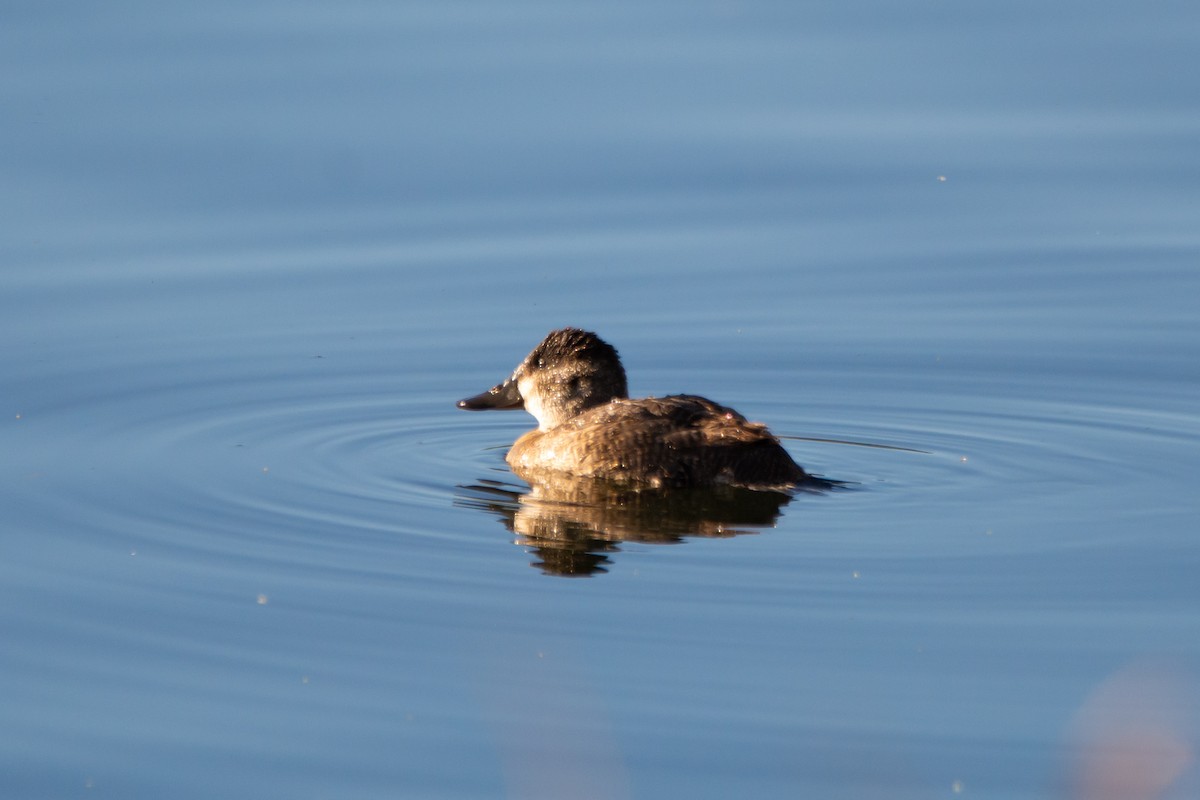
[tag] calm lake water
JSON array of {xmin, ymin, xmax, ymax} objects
[{"xmin": 4, "ymin": 2, "xmax": 1199, "ymax": 798}]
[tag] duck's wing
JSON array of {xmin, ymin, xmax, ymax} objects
[{"xmin": 568, "ymin": 396, "xmax": 808, "ymax": 489}]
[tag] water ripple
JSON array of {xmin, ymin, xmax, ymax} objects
[{"xmin": 21, "ymin": 352, "xmax": 1199, "ymax": 585}]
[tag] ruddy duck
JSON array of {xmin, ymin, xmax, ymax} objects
[{"xmin": 458, "ymin": 328, "xmax": 818, "ymax": 490}]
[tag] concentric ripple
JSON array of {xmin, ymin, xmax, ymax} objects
[{"xmin": 20, "ymin": 347, "xmax": 1199, "ymax": 585}]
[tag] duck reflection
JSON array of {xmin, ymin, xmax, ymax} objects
[
  {"xmin": 456, "ymin": 472, "xmax": 836, "ymax": 577},
  {"xmin": 455, "ymin": 328, "xmax": 844, "ymax": 575}
]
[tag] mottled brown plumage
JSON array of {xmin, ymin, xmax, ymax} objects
[{"xmin": 458, "ymin": 328, "xmax": 812, "ymax": 490}]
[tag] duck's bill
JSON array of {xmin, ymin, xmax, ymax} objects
[{"xmin": 457, "ymin": 377, "xmax": 524, "ymax": 410}]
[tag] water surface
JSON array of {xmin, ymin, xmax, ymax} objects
[{"xmin": 3, "ymin": 2, "xmax": 1199, "ymax": 798}]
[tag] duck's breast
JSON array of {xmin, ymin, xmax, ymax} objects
[{"xmin": 506, "ymin": 396, "xmax": 807, "ymax": 489}]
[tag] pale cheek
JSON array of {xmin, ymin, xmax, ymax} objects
[
  {"xmin": 524, "ymin": 396, "xmax": 548, "ymax": 429},
  {"xmin": 518, "ymin": 377, "xmax": 550, "ymax": 429}
]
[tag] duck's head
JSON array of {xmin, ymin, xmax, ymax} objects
[{"xmin": 457, "ymin": 328, "xmax": 629, "ymax": 430}]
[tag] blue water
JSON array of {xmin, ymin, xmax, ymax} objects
[{"xmin": 4, "ymin": 2, "xmax": 1199, "ymax": 798}]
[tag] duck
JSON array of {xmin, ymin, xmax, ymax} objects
[{"xmin": 457, "ymin": 328, "xmax": 818, "ymax": 491}]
